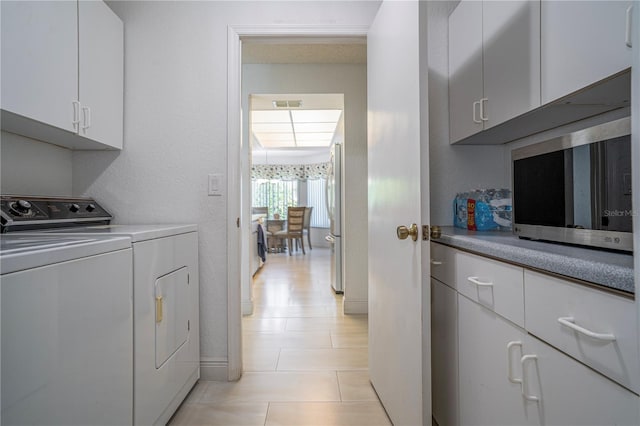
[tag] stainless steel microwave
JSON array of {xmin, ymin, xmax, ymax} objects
[{"xmin": 512, "ymin": 117, "xmax": 633, "ymax": 252}]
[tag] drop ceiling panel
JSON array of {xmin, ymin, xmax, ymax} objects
[
  {"xmin": 251, "ymin": 110, "xmax": 291, "ymax": 123},
  {"xmin": 252, "ymin": 122, "xmax": 293, "ymax": 133},
  {"xmin": 291, "ymin": 109, "xmax": 342, "ymax": 122},
  {"xmin": 294, "ymin": 122, "xmax": 337, "ymax": 133},
  {"xmin": 250, "ymin": 94, "xmax": 344, "ymax": 154}
]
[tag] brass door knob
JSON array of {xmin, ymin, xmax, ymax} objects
[{"xmin": 397, "ymin": 224, "xmax": 418, "ymax": 241}]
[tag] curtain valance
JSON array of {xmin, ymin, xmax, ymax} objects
[{"xmin": 251, "ymin": 162, "xmax": 330, "ymax": 180}]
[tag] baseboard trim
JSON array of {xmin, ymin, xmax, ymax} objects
[
  {"xmin": 343, "ymin": 299, "xmax": 368, "ymax": 314},
  {"xmin": 242, "ymin": 300, "xmax": 254, "ymax": 316},
  {"xmin": 200, "ymin": 358, "xmax": 228, "ymax": 381}
]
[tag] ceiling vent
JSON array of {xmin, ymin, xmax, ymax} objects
[{"xmin": 273, "ymin": 100, "xmax": 303, "ymax": 108}]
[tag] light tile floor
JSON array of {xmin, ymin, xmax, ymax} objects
[{"xmin": 170, "ymin": 247, "xmax": 391, "ymax": 426}]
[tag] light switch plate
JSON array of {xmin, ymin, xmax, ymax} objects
[{"xmin": 208, "ymin": 174, "xmax": 222, "ymax": 196}]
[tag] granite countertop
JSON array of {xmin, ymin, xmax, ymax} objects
[{"xmin": 432, "ymin": 226, "xmax": 634, "ymax": 294}]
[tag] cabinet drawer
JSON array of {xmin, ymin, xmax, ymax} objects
[
  {"xmin": 525, "ymin": 270, "xmax": 639, "ymax": 393},
  {"xmin": 456, "ymin": 251, "xmax": 524, "ymax": 327},
  {"xmin": 430, "ymin": 243, "xmax": 456, "ymax": 288}
]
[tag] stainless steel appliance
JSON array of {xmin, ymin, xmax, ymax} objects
[
  {"xmin": 512, "ymin": 117, "xmax": 632, "ymax": 252},
  {"xmin": 326, "ymin": 142, "xmax": 343, "ymax": 293}
]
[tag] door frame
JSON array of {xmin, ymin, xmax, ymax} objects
[{"xmin": 226, "ymin": 24, "xmax": 369, "ymax": 381}]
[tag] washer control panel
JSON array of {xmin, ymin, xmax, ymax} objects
[{"xmin": 1, "ymin": 196, "xmax": 112, "ymax": 231}]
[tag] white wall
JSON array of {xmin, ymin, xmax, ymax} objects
[
  {"xmin": 72, "ymin": 1, "xmax": 380, "ymax": 380},
  {"xmin": 243, "ymin": 63, "xmax": 369, "ymax": 314},
  {"xmin": 427, "ymin": 1, "xmax": 508, "ymax": 227},
  {"xmin": 1, "ymin": 131, "xmax": 73, "ymax": 196}
]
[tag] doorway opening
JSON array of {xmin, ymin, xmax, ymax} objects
[
  {"xmin": 236, "ymin": 37, "xmax": 369, "ymax": 380},
  {"xmin": 245, "ymin": 92, "xmax": 344, "ymax": 314}
]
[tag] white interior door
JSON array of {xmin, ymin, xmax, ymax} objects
[{"xmin": 367, "ymin": 1, "xmax": 429, "ymax": 425}]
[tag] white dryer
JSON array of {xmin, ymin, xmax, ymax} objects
[
  {"xmin": 1, "ymin": 234, "xmax": 133, "ymax": 425},
  {"xmin": 32, "ymin": 224, "xmax": 201, "ymax": 426}
]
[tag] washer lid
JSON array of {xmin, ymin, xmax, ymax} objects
[
  {"xmin": 1, "ymin": 234, "xmax": 131, "ymax": 274},
  {"xmin": 30, "ymin": 224, "xmax": 198, "ymax": 242}
]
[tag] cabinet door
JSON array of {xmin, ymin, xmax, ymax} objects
[
  {"xmin": 458, "ymin": 295, "xmax": 531, "ymax": 426},
  {"xmin": 522, "ymin": 335, "xmax": 639, "ymax": 426},
  {"xmin": 483, "ymin": 0, "xmax": 540, "ymax": 129},
  {"xmin": 448, "ymin": 0, "xmax": 484, "ymax": 143},
  {"xmin": 431, "ymin": 279, "xmax": 458, "ymax": 426},
  {"xmin": 78, "ymin": 0, "xmax": 124, "ymax": 149},
  {"xmin": 1, "ymin": 0, "xmax": 77, "ymax": 133},
  {"xmin": 541, "ymin": 1, "xmax": 633, "ymax": 104}
]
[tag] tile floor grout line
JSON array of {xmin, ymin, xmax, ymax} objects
[
  {"xmin": 335, "ymin": 370, "xmax": 343, "ymax": 402},
  {"xmin": 264, "ymin": 402, "xmax": 271, "ymax": 426},
  {"xmin": 274, "ymin": 347, "xmax": 282, "ymax": 371}
]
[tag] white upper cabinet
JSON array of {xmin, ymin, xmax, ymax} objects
[
  {"xmin": 448, "ymin": 0, "xmax": 484, "ymax": 143},
  {"xmin": 1, "ymin": 1, "xmax": 78, "ymax": 134},
  {"xmin": 1, "ymin": 0, "xmax": 123, "ymax": 150},
  {"xmin": 541, "ymin": 1, "xmax": 633, "ymax": 104},
  {"xmin": 482, "ymin": 1, "xmax": 541, "ymax": 129},
  {"xmin": 78, "ymin": 0, "xmax": 124, "ymax": 149},
  {"xmin": 449, "ymin": 0, "xmax": 540, "ymax": 144}
]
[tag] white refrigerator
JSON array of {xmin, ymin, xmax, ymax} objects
[{"xmin": 325, "ymin": 142, "xmax": 343, "ymax": 293}]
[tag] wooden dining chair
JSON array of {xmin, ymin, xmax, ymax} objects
[
  {"xmin": 302, "ymin": 206, "xmax": 313, "ymax": 250},
  {"xmin": 275, "ymin": 206, "xmax": 306, "ymax": 255},
  {"xmin": 266, "ymin": 219, "xmax": 285, "ymax": 253}
]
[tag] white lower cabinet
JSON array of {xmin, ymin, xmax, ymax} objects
[
  {"xmin": 521, "ymin": 334, "xmax": 639, "ymax": 426},
  {"xmin": 431, "ymin": 242, "xmax": 640, "ymax": 426},
  {"xmin": 431, "ymin": 278, "xmax": 458, "ymax": 426},
  {"xmin": 458, "ymin": 294, "xmax": 532, "ymax": 426}
]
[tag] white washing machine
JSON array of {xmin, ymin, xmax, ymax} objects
[
  {"xmin": 1, "ymin": 196, "xmax": 200, "ymax": 426},
  {"xmin": 1, "ymin": 233, "xmax": 134, "ymax": 425}
]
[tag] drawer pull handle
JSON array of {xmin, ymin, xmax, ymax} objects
[
  {"xmin": 557, "ymin": 317, "xmax": 616, "ymax": 341},
  {"xmin": 431, "ymin": 260, "xmax": 443, "ymax": 266},
  {"xmin": 507, "ymin": 341, "xmax": 523, "ymax": 385},
  {"xmin": 467, "ymin": 276, "xmax": 493, "ymax": 287},
  {"xmin": 520, "ymin": 355, "xmax": 539, "ymax": 402}
]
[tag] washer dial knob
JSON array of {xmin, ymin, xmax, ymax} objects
[{"xmin": 10, "ymin": 199, "xmax": 33, "ymax": 216}]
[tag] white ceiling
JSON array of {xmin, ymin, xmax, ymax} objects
[
  {"xmin": 245, "ymin": 39, "xmax": 362, "ymax": 162},
  {"xmin": 250, "ymin": 93, "xmax": 345, "ymax": 160}
]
